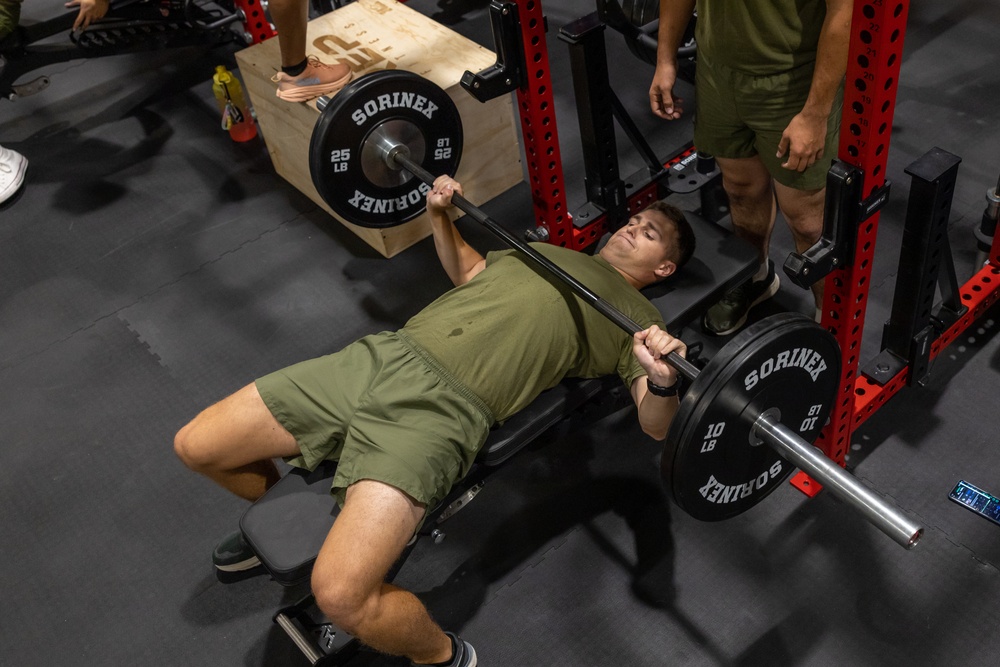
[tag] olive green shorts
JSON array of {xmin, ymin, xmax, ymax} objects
[
  {"xmin": 693, "ymin": 54, "xmax": 843, "ymax": 190},
  {"xmin": 255, "ymin": 331, "xmax": 493, "ymax": 510}
]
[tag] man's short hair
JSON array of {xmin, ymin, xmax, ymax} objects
[{"xmin": 645, "ymin": 201, "xmax": 697, "ymax": 269}]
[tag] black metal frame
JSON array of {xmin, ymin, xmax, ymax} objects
[
  {"xmin": 0, "ymin": 0, "xmax": 242, "ymax": 100},
  {"xmin": 862, "ymin": 147, "xmax": 966, "ymax": 387}
]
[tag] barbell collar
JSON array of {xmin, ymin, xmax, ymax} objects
[{"xmin": 753, "ymin": 413, "xmax": 923, "ymax": 549}]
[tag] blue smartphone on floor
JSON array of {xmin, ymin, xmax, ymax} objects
[{"xmin": 949, "ymin": 480, "xmax": 1000, "ymax": 527}]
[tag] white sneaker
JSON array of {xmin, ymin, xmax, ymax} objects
[{"xmin": 0, "ymin": 145, "xmax": 28, "ymax": 204}]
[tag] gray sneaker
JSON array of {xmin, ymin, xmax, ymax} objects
[
  {"xmin": 212, "ymin": 530, "xmax": 261, "ymax": 572},
  {"xmin": 703, "ymin": 261, "xmax": 780, "ymax": 335},
  {"xmin": 413, "ymin": 633, "xmax": 477, "ymax": 667}
]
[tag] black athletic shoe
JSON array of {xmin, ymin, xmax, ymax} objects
[
  {"xmin": 703, "ymin": 261, "xmax": 780, "ymax": 335},
  {"xmin": 212, "ymin": 530, "xmax": 261, "ymax": 572},
  {"xmin": 413, "ymin": 633, "xmax": 477, "ymax": 667}
]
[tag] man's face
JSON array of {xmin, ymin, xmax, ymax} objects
[{"xmin": 598, "ymin": 209, "xmax": 677, "ymax": 285}]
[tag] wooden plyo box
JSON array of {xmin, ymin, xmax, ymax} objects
[{"xmin": 235, "ymin": 0, "xmax": 523, "ymax": 257}]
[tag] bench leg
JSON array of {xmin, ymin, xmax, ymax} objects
[{"xmin": 274, "ymin": 595, "xmax": 359, "ymax": 666}]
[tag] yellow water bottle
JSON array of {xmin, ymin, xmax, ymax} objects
[{"xmin": 212, "ymin": 65, "xmax": 258, "ymax": 142}]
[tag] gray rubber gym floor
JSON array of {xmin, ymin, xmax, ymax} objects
[{"xmin": 2, "ymin": 1, "xmax": 999, "ymax": 665}]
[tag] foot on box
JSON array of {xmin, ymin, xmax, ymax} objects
[{"xmin": 271, "ymin": 56, "xmax": 352, "ymax": 102}]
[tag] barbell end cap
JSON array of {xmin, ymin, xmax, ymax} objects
[
  {"xmin": 384, "ymin": 143, "xmax": 410, "ymax": 171},
  {"xmin": 525, "ymin": 226, "xmax": 550, "ymax": 242},
  {"xmin": 316, "ymin": 95, "xmax": 331, "ymax": 112}
]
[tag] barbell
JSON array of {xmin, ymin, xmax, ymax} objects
[{"xmin": 308, "ymin": 70, "xmax": 923, "ymax": 549}]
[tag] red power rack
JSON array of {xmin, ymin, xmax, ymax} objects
[{"xmin": 502, "ymin": 0, "xmax": 1000, "ymax": 493}]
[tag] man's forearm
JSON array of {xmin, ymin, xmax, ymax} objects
[
  {"xmin": 656, "ymin": 0, "xmax": 698, "ymax": 68},
  {"xmin": 802, "ymin": 0, "xmax": 853, "ymax": 119},
  {"xmin": 429, "ymin": 208, "xmax": 485, "ymax": 287}
]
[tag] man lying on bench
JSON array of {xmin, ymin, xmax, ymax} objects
[{"xmin": 173, "ymin": 174, "xmax": 695, "ymax": 667}]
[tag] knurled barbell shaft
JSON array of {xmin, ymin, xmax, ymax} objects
[
  {"xmin": 391, "ymin": 152, "xmax": 702, "ymax": 376},
  {"xmin": 390, "ymin": 148, "xmax": 921, "ymax": 548}
]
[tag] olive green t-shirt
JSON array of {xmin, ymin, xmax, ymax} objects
[
  {"xmin": 696, "ymin": 0, "xmax": 828, "ymax": 74},
  {"xmin": 401, "ymin": 244, "xmax": 665, "ymax": 422}
]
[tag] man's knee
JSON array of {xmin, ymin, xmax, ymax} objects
[
  {"xmin": 778, "ymin": 186, "xmax": 826, "ymax": 241},
  {"xmin": 718, "ymin": 157, "xmax": 772, "ymax": 202},
  {"xmin": 173, "ymin": 419, "xmax": 216, "ymax": 473},
  {"xmin": 311, "ymin": 568, "xmax": 374, "ymax": 633}
]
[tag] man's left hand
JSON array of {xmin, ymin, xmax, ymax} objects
[{"xmin": 633, "ymin": 325, "xmax": 686, "ymax": 388}]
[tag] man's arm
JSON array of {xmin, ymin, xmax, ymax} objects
[
  {"xmin": 630, "ymin": 325, "xmax": 686, "ymax": 440},
  {"xmin": 649, "ymin": 0, "xmax": 697, "ymax": 120},
  {"xmin": 777, "ymin": 0, "xmax": 854, "ymax": 172},
  {"xmin": 426, "ymin": 175, "xmax": 487, "ymax": 287}
]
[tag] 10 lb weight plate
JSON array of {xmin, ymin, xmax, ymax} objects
[{"xmin": 663, "ymin": 313, "xmax": 842, "ymax": 520}]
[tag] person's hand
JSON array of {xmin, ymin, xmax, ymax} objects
[
  {"xmin": 649, "ymin": 63, "xmax": 684, "ymax": 121},
  {"xmin": 66, "ymin": 0, "xmax": 110, "ymax": 31},
  {"xmin": 776, "ymin": 111, "xmax": 828, "ymax": 172},
  {"xmin": 633, "ymin": 325, "xmax": 686, "ymax": 389},
  {"xmin": 426, "ymin": 175, "xmax": 463, "ymax": 215}
]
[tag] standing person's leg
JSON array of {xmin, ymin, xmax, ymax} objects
[
  {"xmin": 267, "ymin": 0, "xmax": 351, "ymax": 102},
  {"xmin": 702, "ymin": 155, "xmax": 782, "ymax": 335},
  {"xmin": 716, "ymin": 155, "xmax": 777, "ymax": 261},
  {"xmin": 267, "ymin": 0, "xmax": 309, "ymax": 70},
  {"xmin": 312, "ymin": 480, "xmax": 475, "ymax": 665},
  {"xmin": 774, "ymin": 182, "xmax": 826, "ymax": 315},
  {"xmin": 746, "ymin": 64, "xmax": 841, "ymax": 323},
  {"xmin": 692, "ymin": 56, "xmax": 783, "ymax": 335}
]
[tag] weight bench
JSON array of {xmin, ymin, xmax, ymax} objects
[{"xmin": 239, "ymin": 211, "xmax": 757, "ymax": 664}]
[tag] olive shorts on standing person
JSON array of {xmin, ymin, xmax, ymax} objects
[
  {"xmin": 693, "ymin": 52, "xmax": 843, "ymax": 191},
  {"xmin": 255, "ymin": 331, "xmax": 494, "ymax": 511}
]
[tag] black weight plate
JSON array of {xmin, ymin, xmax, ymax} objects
[
  {"xmin": 663, "ymin": 313, "xmax": 841, "ymax": 521},
  {"xmin": 620, "ymin": 0, "xmax": 659, "ymax": 65},
  {"xmin": 309, "ymin": 70, "xmax": 463, "ymax": 228}
]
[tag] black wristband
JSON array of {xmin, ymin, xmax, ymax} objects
[{"xmin": 646, "ymin": 377, "xmax": 680, "ymax": 397}]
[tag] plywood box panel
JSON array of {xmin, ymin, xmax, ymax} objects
[{"xmin": 236, "ymin": 0, "xmax": 523, "ymax": 257}]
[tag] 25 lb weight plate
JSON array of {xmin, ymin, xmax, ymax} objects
[{"xmin": 309, "ymin": 70, "xmax": 464, "ymax": 228}]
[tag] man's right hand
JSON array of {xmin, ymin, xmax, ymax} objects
[
  {"xmin": 649, "ymin": 64, "xmax": 684, "ymax": 121},
  {"xmin": 66, "ymin": 0, "xmax": 110, "ymax": 31},
  {"xmin": 426, "ymin": 175, "xmax": 463, "ymax": 215}
]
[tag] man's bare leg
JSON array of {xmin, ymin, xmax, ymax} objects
[
  {"xmin": 174, "ymin": 383, "xmax": 300, "ymax": 501},
  {"xmin": 774, "ymin": 180, "xmax": 827, "ymax": 312},
  {"xmin": 265, "ymin": 0, "xmax": 309, "ymax": 69},
  {"xmin": 312, "ymin": 480, "xmax": 455, "ymax": 665},
  {"xmin": 702, "ymin": 155, "xmax": 781, "ymax": 334},
  {"xmin": 717, "ymin": 154, "xmax": 778, "ymax": 265}
]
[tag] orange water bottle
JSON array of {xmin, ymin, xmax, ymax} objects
[{"xmin": 212, "ymin": 65, "xmax": 258, "ymax": 142}]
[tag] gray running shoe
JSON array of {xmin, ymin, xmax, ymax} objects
[
  {"xmin": 212, "ymin": 530, "xmax": 261, "ymax": 572},
  {"xmin": 703, "ymin": 261, "xmax": 780, "ymax": 335}
]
